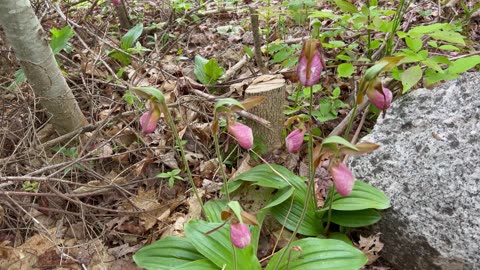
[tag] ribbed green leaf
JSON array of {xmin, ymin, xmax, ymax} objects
[
  {"xmin": 265, "ymin": 238, "xmax": 367, "ymax": 270},
  {"xmin": 322, "ymin": 136, "xmax": 358, "ymax": 151},
  {"xmin": 271, "ymin": 195, "xmax": 323, "ymax": 236},
  {"xmin": 173, "ymin": 259, "xmax": 219, "ymax": 270},
  {"xmin": 194, "ymin": 55, "xmax": 209, "ymax": 84},
  {"xmin": 330, "ymin": 209, "xmax": 382, "ymax": 227},
  {"xmin": 184, "ymin": 219, "xmax": 261, "ymax": 270},
  {"xmin": 121, "ymin": 23, "xmax": 143, "ymax": 50},
  {"xmin": 264, "ymin": 186, "xmax": 295, "ymax": 209},
  {"xmin": 226, "ymin": 164, "xmax": 294, "ymax": 193},
  {"xmin": 133, "ymin": 86, "xmax": 165, "ymax": 103},
  {"xmin": 133, "ymin": 236, "xmax": 205, "ymax": 270},
  {"xmin": 329, "ymin": 181, "xmax": 390, "ymax": 211},
  {"xmin": 204, "ymin": 199, "xmax": 228, "ymax": 223}
]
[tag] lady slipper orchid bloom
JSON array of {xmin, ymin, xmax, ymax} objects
[
  {"xmin": 297, "ymin": 40, "xmax": 324, "ymax": 86},
  {"xmin": 330, "ymin": 162, "xmax": 355, "ymax": 197},
  {"xmin": 111, "ymin": 0, "xmax": 121, "ymax": 5},
  {"xmin": 286, "ymin": 129, "xmax": 305, "ymax": 153},
  {"xmin": 227, "ymin": 122, "xmax": 253, "ymax": 150},
  {"xmin": 367, "ymin": 86, "xmax": 392, "ymax": 112},
  {"xmin": 230, "ymin": 222, "xmax": 251, "ymax": 249},
  {"xmin": 140, "ymin": 107, "xmax": 161, "ymax": 134}
]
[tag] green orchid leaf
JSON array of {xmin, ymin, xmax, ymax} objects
[
  {"xmin": 133, "ymin": 236, "xmax": 205, "ymax": 270},
  {"xmin": 265, "ymin": 238, "xmax": 367, "ymax": 270}
]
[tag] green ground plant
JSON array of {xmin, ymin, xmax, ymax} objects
[{"xmin": 129, "ymin": 0, "xmax": 479, "ymax": 269}]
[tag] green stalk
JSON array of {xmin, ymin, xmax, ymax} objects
[
  {"xmin": 164, "ymin": 104, "xmax": 204, "ymax": 213},
  {"xmin": 322, "ymin": 186, "xmax": 335, "ymax": 235},
  {"xmin": 273, "ymin": 86, "xmax": 316, "ymax": 270},
  {"xmin": 366, "ymin": 1, "xmax": 372, "ymax": 59},
  {"xmin": 213, "ymin": 133, "xmax": 230, "ymax": 201},
  {"xmin": 343, "ymin": 99, "xmax": 358, "ymax": 138},
  {"xmin": 385, "ymin": 0, "xmax": 413, "ymax": 56}
]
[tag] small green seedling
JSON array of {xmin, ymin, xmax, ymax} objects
[
  {"xmin": 22, "ymin": 181, "xmax": 39, "ymax": 192},
  {"xmin": 157, "ymin": 169, "xmax": 183, "ymax": 187}
]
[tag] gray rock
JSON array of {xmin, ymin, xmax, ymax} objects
[{"xmin": 349, "ymin": 73, "xmax": 480, "ymax": 270}]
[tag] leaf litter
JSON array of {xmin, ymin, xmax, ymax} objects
[{"xmin": 1, "ymin": 0, "xmax": 478, "ymax": 269}]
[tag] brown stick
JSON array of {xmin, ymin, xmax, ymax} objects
[
  {"xmin": 249, "ymin": 7, "xmax": 267, "ymax": 74},
  {"xmin": 328, "ymin": 99, "xmax": 370, "ymax": 137},
  {"xmin": 187, "ymin": 87, "xmax": 272, "ymax": 129}
]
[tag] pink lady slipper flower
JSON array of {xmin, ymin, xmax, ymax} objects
[
  {"xmin": 367, "ymin": 86, "xmax": 392, "ymax": 112},
  {"xmin": 227, "ymin": 122, "xmax": 253, "ymax": 150},
  {"xmin": 230, "ymin": 222, "xmax": 251, "ymax": 249},
  {"xmin": 111, "ymin": 0, "xmax": 121, "ymax": 5},
  {"xmin": 140, "ymin": 106, "xmax": 161, "ymax": 134},
  {"xmin": 297, "ymin": 40, "xmax": 325, "ymax": 86},
  {"xmin": 330, "ymin": 162, "xmax": 355, "ymax": 197},
  {"xmin": 285, "ymin": 129, "xmax": 305, "ymax": 153}
]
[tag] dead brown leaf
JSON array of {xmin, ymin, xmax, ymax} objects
[{"xmin": 356, "ymin": 233, "xmax": 384, "ymax": 265}]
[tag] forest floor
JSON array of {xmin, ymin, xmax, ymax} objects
[{"xmin": 0, "ymin": 0, "xmax": 479, "ymax": 269}]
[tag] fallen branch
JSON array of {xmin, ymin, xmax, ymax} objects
[
  {"xmin": 187, "ymin": 86, "xmax": 272, "ymax": 129},
  {"xmin": 328, "ymin": 99, "xmax": 370, "ymax": 137}
]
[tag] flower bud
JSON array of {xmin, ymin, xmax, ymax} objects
[
  {"xmin": 140, "ymin": 108, "xmax": 161, "ymax": 134},
  {"xmin": 367, "ymin": 86, "xmax": 392, "ymax": 111},
  {"xmin": 227, "ymin": 122, "xmax": 253, "ymax": 150},
  {"xmin": 297, "ymin": 40, "xmax": 324, "ymax": 86},
  {"xmin": 230, "ymin": 222, "xmax": 251, "ymax": 249},
  {"xmin": 285, "ymin": 129, "xmax": 305, "ymax": 153},
  {"xmin": 330, "ymin": 162, "xmax": 355, "ymax": 197}
]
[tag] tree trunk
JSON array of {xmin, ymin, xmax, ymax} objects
[
  {"xmin": 0, "ymin": 0, "xmax": 88, "ymax": 135},
  {"xmin": 245, "ymin": 75, "xmax": 286, "ymax": 153},
  {"xmin": 114, "ymin": 0, "xmax": 132, "ymax": 29}
]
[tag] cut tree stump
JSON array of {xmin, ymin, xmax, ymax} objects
[{"xmin": 245, "ymin": 75, "xmax": 286, "ymax": 153}]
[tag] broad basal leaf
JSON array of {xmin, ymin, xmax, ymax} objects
[
  {"xmin": 265, "ymin": 238, "xmax": 367, "ymax": 270},
  {"xmin": 226, "ymin": 164, "xmax": 294, "ymax": 193},
  {"xmin": 204, "ymin": 199, "xmax": 228, "ymax": 223},
  {"xmin": 121, "ymin": 23, "xmax": 143, "ymax": 50},
  {"xmin": 185, "ymin": 219, "xmax": 261, "ymax": 270},
  {"xmin": 271, "ymin": 195, "xmax": 323, "ymax": 236},
  {"xmin": 173, "ymin": 259, "xmax": 219, "ymax": 270},
  {"xmin": 133, "ymin": 236, "xmax": 205, "ymax": 270},
  {"xmin": 327, "ymin": 181, "xmax": 390, "ymax": 211},
  {"xmin": 330, "ymin": 209, "xmax": 382, "ymax": 227}
]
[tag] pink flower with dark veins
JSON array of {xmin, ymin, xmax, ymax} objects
[
  {"xmin": 230, "ymin": 222, "xmax": 251, "ymax": 249},
  {"xmin": 330, "ymin": 162, "xmax": 355, "ymax": 197},
  {"xmin": 297, "ymin": 39, "xmax": 324, "ymax": 86},
  {"xmin": 285, "ymin": 129, "xmax": 305, "ymax": 153},
  {"xmin": 227, "ymin": 122, "xmax": 253, "ymax": 150},
  {"xmin": 367, "ymin": 87, "xmax": 392, "ymax": 111},
  {"xmin": 140, "ymin": 109, "xmax": 160, "ymax": 134}
]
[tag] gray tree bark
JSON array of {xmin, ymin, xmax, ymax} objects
[{"xmin": 0, "ymin": 0, "xmax": 88, "ymax": 134}]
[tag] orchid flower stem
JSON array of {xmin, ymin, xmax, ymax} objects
[
  {"xmin": 232, "ymin": 243, "xmax": 238, "ymax": 270},
  {"xmin": 344, "ymin": 97, "xmax": 358, "ymax": 139},
  {"xmin": 307, "ymin": 86, "xmax": 316, "ymax": 208},
  {"xmin": 163, "ymin": 103, "xmax": 204, "ymax": 214},
  {"xmin": 366, "ymin": 0, "xmax": 372, "ymax": 59},
  {"xmin": 273, "ymin": 86, "xmax": 316, "ymax": 270},
  {"xmin": 323, "ymin": 186, "xmax": 335, "ymax": 235},
  {"xmin": 213, "ymin": 133, "xmax": 230, "ymax": 201}
]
